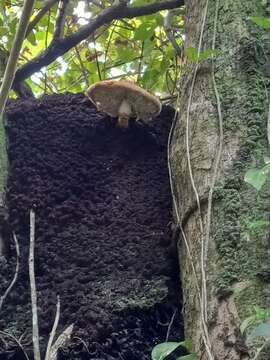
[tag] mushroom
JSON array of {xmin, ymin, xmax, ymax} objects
[{"xmin": 86, "ymin": 80, "xmax": 162, "ymax": 128}]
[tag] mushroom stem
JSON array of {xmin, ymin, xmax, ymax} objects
[{"xmin": 118, "ymin": 99, "xmax": 132, "ymax": 127}]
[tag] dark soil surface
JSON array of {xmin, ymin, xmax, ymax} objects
[{"xmin": 0, "ymin": 93, "xmax": 183, "ymax": 360}]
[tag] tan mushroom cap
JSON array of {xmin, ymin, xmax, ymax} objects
[{"xmin": 87, "ymin": 80, "xmax": 162, "ymax": 127}]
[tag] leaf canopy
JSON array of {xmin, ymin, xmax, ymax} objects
[{"xmin": 0, "ymin": 0, "xmax": 184, "ymax": 98}]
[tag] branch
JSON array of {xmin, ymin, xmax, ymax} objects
[
  {"xmin": 45, "ymin": 296, "xmax": 60, "ymax": 360},
  {"xmin": 13, "ymin": 0, "xmax": 183, "ymax": 86},
  {"xmin": 94, "ymin": 39, "xmax": 102, "ymax": 80},
  {"xmin": 103, "ymin": 20, "xmax": 117, "ymax": 77},
  {"xmin": 164, "ymin": 11, "xmax": 182, "ymax": 57},
  {"xmin": 0, "ymin": 48, "xmax": 34, "ymax": 98},
  {"xmin": 12, "ymin": 80, "xmax": 35, "ymax": 98},
  {"xmin": 47, "ymin": 324, "xmax": 74, "ymax": 360},
  {"xmin": 74, "ymin": 45, "xmax": 90, "ymax": 86},
  {"xmin": 53, "ymin": 0, "xmax": 69, "ymax": 41},
  {"xmin": 29, "ymin": 210, "xmax": 41, "ymax": 360},
  {"xmin": 0, "ymin": 0, "xmax": 35, "ymax": 118},
  {"xmin": 26, "ymin": 0, "xmax": 59, "ymax": 37}
]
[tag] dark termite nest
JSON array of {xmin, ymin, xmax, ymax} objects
[{"xmin": 0, "ymin": 93, "xmax": 183, "ymax": 359}]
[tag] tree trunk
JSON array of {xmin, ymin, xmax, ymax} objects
[{"xmin": 170, "ymin": 0, "xmax": 270, "ymax": 359}]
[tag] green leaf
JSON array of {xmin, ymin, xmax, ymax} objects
[
  {"xmin": 131, "ymin": 0, "xmax": 155, "ymax": 6},
  {"xmin": 176, "ymin": 354, "xmax": 197, "ymax": 360},
  {"xmin": 185, "ymin": 47, "xmax": 219, "ymax": 62},
  {"xmin": 248, "ymin": 321, "xmax": 270, "ymax": 339},
  {"xmin": 39, "ymin": 14, "xmax": 51, "ymax": 27},
  {"xmin": 151, "ymin": 342, "xmax": 182, "ymax": 360},
  {"xmin": 251, "ymin": 16, "xmax": 270, "ymax": 28},
  {"xmin": 141, "ymin": 68, "xmax": 159, "ymax": 90},
  {"xmin": 185, "ymin": 47, "xmax": 198, "ymax": 62},
  {"xmin": 166, "ymin": 45, "xmax": 177, "ymax": 60},
  {"xmin": 116, "ymin": 47, "xmax": 137, "ymax": 62},
  {"xmin": 134, "ymin": 22, "xmax": 156, "ymax": 41},
  {"xmin": 0, "ymin": 0, "xmax": 183, "ymax": 97},
  {"xmin": 244, "ymin": 165, "xmax": 270, "ymax": 191},
  {"xmin": 27, "ymin": 30, "xmax": 37, "ymax": 46},
  {"xmin": 198, "ymin": 48, "xmax": 219, "ymax": 61},
  {"xmin": 9, "ymin": 17, "xmax": 18, "ymax": 35},
  {"xmin": 180, "ymin": 340, "xmax": 193, "ymax": 352},
  {"xmin": 154, "ymin": 14, "xmax": 164, "ymax": 26},
  {"xmin": 143, "ymin": 39, "xmax": 156, "ymax": 56},
  {"xmin": 0, "ymin": 26, "xmax": 8, "ymax": 36},
  {"xmin": 36, "ymin": 30, "xmax": 45, "ymax": 41}
]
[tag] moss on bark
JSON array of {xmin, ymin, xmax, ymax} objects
[
  {"xmin": 208, "ymin": 0, "xmax": 270, "ymax": 302},
  {"xmin": 171, "ymin": 0, "xmax": 270, "ymax": 358}
]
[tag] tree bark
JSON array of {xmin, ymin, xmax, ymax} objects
[{"xmin": 170, "ymin": 0, "xmax": 270, "ymax": 359}]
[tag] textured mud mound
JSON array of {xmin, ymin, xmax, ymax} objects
[{"xmin": 0, "ymin": 93, "xmax": 183, "ymax": 359}]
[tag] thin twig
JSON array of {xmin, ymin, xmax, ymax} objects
[
  {"xmin": 137, "ymin": 41, "xmax": 144, "ymax": 83},
  {"xmin": 45, "ymin": 295, "xmax": 61, "ymax": 360},
  {"xmin": 253, "ymin": 337, "xmax": 270, "ymax": 360},
  {"xmin": 110, "ymin": 71, "xmax": 140, "ymax": 80},
  {"xmin": 0, "ymin": 331, "xmax": 30, "ymax": 360},
  {"xmin": 19, "ymin": 331, "xmax": 32, "ymax": 346},
  {"xmin": 26, "ymin": 0, "xmax": 59, "ymax": 37},
  {"xmin": 94, "ymin": 40, "xmax": 102, "ymax": 81},
  {"xmin": 165, "ymin": 309, "xmax": 177, "ymax": 342},
  {"xmin": 166, "ymin": 68, "xmax": 178, "ymax": 96},
  {"xmin": 29, "ymin": 210, "xmax": 41, "ymax": 360},
  {"xmin": 160, "ymin": 94, "xmax": 177, "ymax": 102},
  {"xmin": 73, "ymin": 336, "xmax": 90, "ymax": 354},
  {"xmin": 185, "ymin": 6, "xmax": 213, "ymax": 357},
  {"xmin": 66, "ymin": 21, "xmax": 90, "ymax": 87},
  {"xmin": 0, "ymin": 232, "xmax": 20, "ymax": 311},
  {"xmin": 205, "ymin": 0, "xmax": 223, "ymax": 266},
  {"xmin": 53, "ymin": 0, "xmax": 69, "ymax": 41},
  {"xmin": 44, "ymin": 8, "xmax": 51, "ymax": 93},
  {"xmin": 74, "ymin": 45, "xmax": 90, "ymax": 87},
  {"xmin": 105, "ymin": 56, "xmax": 141, "ymax": 71},
  {"xmin": 57, "ymin": 74, "xmax": 84, "ymax": 92},
  {"xmin": 164, "ymin": 11, "xmax": 182, "ymax": 57},
  {"xmin": 103, "ymin": 20, "xmax": 118, "ymax": 78}
]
